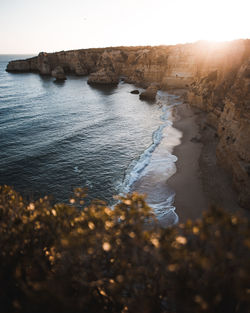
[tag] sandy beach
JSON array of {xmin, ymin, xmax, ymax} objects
[{"xmin": 168, "ymin": 99, "xmax": 241, "ymax": 223}]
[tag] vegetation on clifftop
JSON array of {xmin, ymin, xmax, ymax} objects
[{"xmin": 0, "ymin": 185, "xmax": 250, "ymax": 313}]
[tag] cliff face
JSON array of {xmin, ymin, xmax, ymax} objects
[
  {"xmin": 6, "ymin": 40, "xmax": 250, "ymax": 209},
  {"xmin": 187, "ymin": 40, "xmax": 250, "ymax": 208},
  {"xmin": 5, "ymin": 44, "xmax": 205, "ymax": 87}
]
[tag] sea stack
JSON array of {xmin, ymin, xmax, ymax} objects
[{"xmin": 139, "ymin": 85, "xmax": 158, "ymax": 101}]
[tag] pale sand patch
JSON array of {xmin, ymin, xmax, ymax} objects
[
  {"xmin": 167, "ymin": 102, "xmax": 209, "ymax": 222},
  {"xmin": 168, "ymin": 100, "xmax": 243, "ymax": 223}
]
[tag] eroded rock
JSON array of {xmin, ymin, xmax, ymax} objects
[
  {"xmin": 139, "ymin": 85, "xmax": 158, "ymax": 101},
  {"xmin": 87, "ymin": 68, "xmax": 119, "ymax": 85},
  {"xmin": 130, "ymin": 89, "xmax": 140, "ymax": 94},
  {"xmin": 188, "ymin": 55, "xmax": 250, "ymax": 209},
  {"xmin": 51, "ymin": 66, "xmax": 66, "ymax": 81}
]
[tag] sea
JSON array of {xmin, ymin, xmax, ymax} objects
[{"xmin": 0, "ymin": 55, "xmax": 182, "ymax": 225}]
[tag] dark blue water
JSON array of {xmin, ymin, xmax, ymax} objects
[{"xmin": 0, "ymin": 55, "xmax": 180, "ymax": 212}]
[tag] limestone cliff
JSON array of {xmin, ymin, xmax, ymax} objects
[
  {"xmin": 5, "ymin": 44, "xmax": 203, "ymax": 86},
  {"xmin": 6, "ymin": 40, "xmax": 250, "ymax": 209},
  {"xmin": 187, "ymin": 40, "xmax": 250, "ymax": 209}
]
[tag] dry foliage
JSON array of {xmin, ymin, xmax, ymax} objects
[{"xmin": 0, "ymin": 185, "xmax": 249, "ymax": 313}]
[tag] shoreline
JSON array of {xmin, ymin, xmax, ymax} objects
[{"xmin": 167, "ymin": 95, "xmax": 241, "ymax": 223}]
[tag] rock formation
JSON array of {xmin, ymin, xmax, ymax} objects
[
  {"xmin": 187, "ymin": 41, "xmax": 250, "ymax": 209},
  {"xmin": 139, "ymin": 85, "xmax": 158, "ymax": 101},
  {"xmin": 87, "ymin": 68, "xmax": 119, "ymax": 85},
  {"xmin": 5, "ymin": 40, "xmax": 250, "ymax": 209},
  {"xmin": 130, "ymin": 90, "xmax": 140, "ymax": 94},
  {"xmin": 51, "ymin": 66, "xmax": 66, "ymax": 81}
]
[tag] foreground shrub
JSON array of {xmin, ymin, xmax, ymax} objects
[{"xmin": 0, "ymin": 185, "xmax": 249, "ymax": 313}]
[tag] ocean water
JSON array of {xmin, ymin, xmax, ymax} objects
[{"xmin": 0, "ymin": 55, "xmax": 181, "ymax": 224}]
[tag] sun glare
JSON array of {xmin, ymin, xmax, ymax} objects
[
  {"xmin": 0, "ymin": 0, "xmax": 249, "ymax": 53},
  {"xmin": 151, "ymin": 0, "xmax": 250, "ymax": 45}
]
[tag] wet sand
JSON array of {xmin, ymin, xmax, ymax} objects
[{"xmin": 168, "ymin": 100, "xmax": 241, "ymax": 223}]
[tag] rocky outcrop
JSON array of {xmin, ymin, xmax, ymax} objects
[
  {"xmin": 139, "ymin": 85, "xmax": 158, "ymax": 101},
  {"xmin": 87, "ymin": 68, "xmax": 119, "ymax": 85},
  {"xmin": 37, "ymin": 52, "xmax": 51, "ymax": 75},
  {"xmin": 216, "ymin": 59, "xmax": 250, "ymax": 208},
  {"xmin": 130, "ymin": 90, "xmax": 140, "ymax": 94},
  {"xmin": 6, "ymin": 41, "xmax": 249, "ymax": 88},
  {"xmin": 6, "ymin": 57, "xmax": 38, "ymax": 72},
  {"xmin": 187, "ymin": 42, "xmax": 250, "ymax": 209},
  {"xmin": 51, "ymin": 66, "xmax": 66, "ymax": 81},
  {"xmin": 4, "ymin": 43, "xmax": 208, "ymax": 86},
  {"xmin": 5, "ymin": 40, "xmax": 250, "ymax": 209}
]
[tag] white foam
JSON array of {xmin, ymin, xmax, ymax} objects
[
  {"xmin": 149, "ymin": 194, "xmax": 179, "ymax": 226},
  {"xmin": 121, "ymin": 92, "xmax": 182, "ymax": 226},
  {"xmin": 85, "ymin": 179, "xmax": 93, "ymax": 189},
  {"xmin": 122, "ymin": 95, "xmax": 174, "ymax": 193},
  {"xmin": 122, "ymin": 123, "xmax": 168, "ymax": 193},
  {"xmin": 74, "ymin": 166, "xmax": 81, "ymax": 173}
]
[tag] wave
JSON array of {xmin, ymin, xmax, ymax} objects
[
  {"xmin": 122, "ymin": 96, "xmax": 172, "ymax": 193},
  {"xmin": 122, "ymin": 126, "xmax": 168, "ymax": 193},
  {"xmin": 149, "ymin": 194, "xmax": 179, "ymax": 226},
  {"xmin": 121, "ymin": 92, "xmax": 181, "ymax": 225}
]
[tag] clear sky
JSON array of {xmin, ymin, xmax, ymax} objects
[{"xmin": 0, "ymin": 0, "xmax": 249, "ymax": 54}]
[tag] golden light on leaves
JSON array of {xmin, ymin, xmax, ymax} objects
[
  {"xmin": 61, "ymin": 239, "xmax": 69, "ymax": 247},
  {"xmin": 88, "ymin": 222, "xmax": 95, "ymax": 230},
  {"xmin": 102, "ymin": 242, "xmax": 111, "ymax": 251},
  {"xmin": 175, "ymin": 236, "xmax": 187, "ymax": 245},
  {"xmin": 129, "ymin": 232, "xmax": 135, "ymax": 238},
  {"xmin": 123, "ymin": 200, "xmax": 132, "ymax": 205},
  {"xmin": 168, "ymin": 264, "xmax": 177, "ymax": 272},
  {"xmin": 105, "ymin": 221, "xmax": 113, "ymax": 229},
  {"xmin": 122, "ymin": 306, "xmax": 128, "ymax": 313},
  {"xmin": 104, "ymin": 207, "xmax": 112, "ymax": 216},
  {"xmin": 194, "ymin": 295, "xmax": 208, "ymax": 310},
  {"xmin": 151, "ymin": 238, "xmax": 159, "ymax": 248},
  {"xmin": 51, "ymin": 209, "xmax": 57, "ymax": 216},
  {"xmin": 35, "ymin": 221, "xmax": 41, "ymax": 230},
  {"xmin": 0, "ymin": 186, "xmax": 249, "ymax": 312},
  {"xmin": 231, "ymin": 217, "xmax": 238, "ymax": 225},
  {"xmin": 116, "ymin": 275, "xmax": 124, "ymax": 283},
  {"xmin": 27, "ymin": 203, "xmax": 35, "ymax": 211},
  {"xmin": 116, "ymin": 239, "xmax": 121, "ymax": 245},
  {"xmin": 88, "ymin": 248, "xmax": 94, "ymax": 255},
  {"xmin": 74, "ymin": 215, "xmax": 85, "ymax": 222},
  {"xmin": 99, "ymin": 289, "xmax": 107, "ymax": 297},
  {"xmin": 77, "ymin": 227, "xmax": 84, "ymax": 234},
  {"xmin": 192, "ymin": 226, "xmax": 199, "ymax": 234}
]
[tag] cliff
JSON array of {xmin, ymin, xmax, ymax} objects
[
  {"xmin": 6, "ymin": 40, "xmax": 250, "ymax": 209},
  {"xmin": 187, "ymin": 42, "xmax": 250, "ymax": 208},
  {"xmin": 5, "ymin": 44, "xmax": 208, "ymax": 87}
]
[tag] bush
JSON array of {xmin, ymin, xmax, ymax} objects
[{"xmin": 0, "ymin": 185, "xmax": 249, "ymax": 313}]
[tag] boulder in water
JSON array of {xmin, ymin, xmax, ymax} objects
[
  {"xmin": 87, "ymin": 68, "xmax": 119, "ymax": 85},
  {"xmin": 139, "ymin": 85, "xmax": 158, "ymax": 101},
  {"xmin": 130, "ymin": 89, "xmax": 140, "ymax": 94}
]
